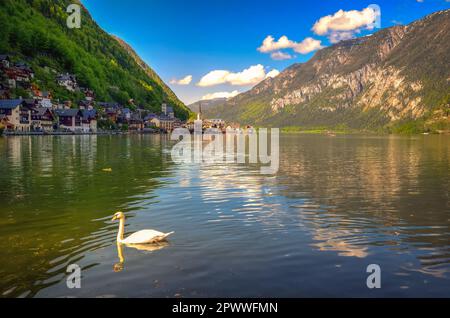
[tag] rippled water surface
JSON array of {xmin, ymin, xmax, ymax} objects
[{"xmin": 0, "ymin": 134, "xmax": 449, "ymax": 297}]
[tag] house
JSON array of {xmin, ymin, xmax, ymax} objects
[
  {"xmin": 81, "ymin": 88, "xmax": 95, "ymax": 101},
  {"xmin": 121, "ymin": 108, "xmax": 132, "ymax": 122},
  {"xmin": 151, "ymin": 115, "xmax": 175, "ymax": 131},
  {"xmin": 78, "ymin": 99, "xmax": 95, "ymax": 110},
  {"xmin": 31, "ymin": 84, "xmax": 51, "ymax": 99},
  {"xmin": 0, "ymin": 84, "xmax": 10, "ymax": 99},
  {"xmin": 144, "ymin": 113, "xmax": 158, "ymax": 120},
  {"xmin": 206, "ymin": 118, "xmax": 225, "ymax": 128},
  {"xmin": 5, "ymin": 62, "xmax": 34, "ymax": 83},
  {"xmin": 161, "ymin": 102, "xmax": 175, "ymax": 119},
  {"xmin": 38, "ymin": 98, "xmax": 52, "ymax": 108},
  {"xmin": 105, "ymin": 109, "xmax": 119, "ymax": 122},
  {"xmin": 31, "ymin": 107, "xmax": 55, "ymax": 132},
  {"xmin": 128, "ymin": 113, "xmax": 144, "ymax": 131},
  {"xmin": 23, "ymin": 98, "xmax": 39, "ymax": 109},
  {"xmin": 41, "ymin": 91, "xmax": 52, "ymax": 99},
  {"xmin": 36, "ymin": 91, "xmax": 53, "ymax": 108},
  {"xmin": 150, "ymin": 117, "xmax": 161, "ymax": 129},
  {"xmin": 136, "ymin": 105, "xmax": 146, "ymax": 118},
  {"xmin": 144, "ymin": 113, "xmax": 158, "ymax": 126},
  {"xmin": 55, "ymin": 109, "xmax": 83, "ymax": 132},
  {"xmin": 173, "ymin": 118, "xmax": 183, "ymax": 129},
  {"xmin": 57, "ymin": 73, "xmax": 78, "ymax": 91},
  {"xmin": 144, "ymin": 114, "xmax": 158, "ymax": 129},
  {"xmin": 98, "ymin": 102, "xmax": 121, "ymax": 123},
  {"xmin": 78, "ymin": 100, "xmax": 88, "ymax": 110},
  {"xmin": 186, "ymin": 120, "xmax": 195, "ymax": 131},
  {"xmin": 0, "ymin": 89, "xmax": 9, "ymax": 99},
  {"xmin": 6, "ymin": 78, "xmax": 16, "ymax": 89},
  {"xmin": 0, "ymin": 99, "xmax": 31, "ymax": 132},
  {"xmin": 81, "ymin": 109, "xmax": 97, "ymax": 133},
  {"xmin": 15, "ymin": 62, "xmax": 34, "ymax": 76},
  {"xmin": 0, "ymin": 114, "xmax": 9, "ymax": 130},
  {"xmin": 116, "ymin": 108, "xmax": 144, "ymax": 130},
  {"xmin": 0, "ymin": 55, "xmax": 10, "ymax": 69},
  {"xmin": 98, "ymin": 102, "xmax": 120, "ymax": 110},
  {"xmin": 1, "ymin": 58, "xmax": 33, "ymax": 90}
]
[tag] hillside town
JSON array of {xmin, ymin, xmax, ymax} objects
[
  {"xmin": 0, "ymin": 54, "xmax": 224, "ymax": 135},
  {"xmin": 0, "ymin": 54, "xmax": 254, "ymax": 137}
]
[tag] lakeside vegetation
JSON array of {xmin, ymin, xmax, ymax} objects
[
  {"xmin": 281, "ymin": 125, "xmax": 354, "ymax": 134},
  {"xmin": 388, "ymin": 118, "xmax": 450, "ymax": 134},
  {"xmin": 280, "ymin": 121, "xmax": 450, "ymax": 135}
]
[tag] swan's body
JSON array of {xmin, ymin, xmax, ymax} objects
[
  {"xmin": 112, "ymin": 212, "xmax": 174, "ymax": 244},
  {"xmin": 121, "ymin": 229, "xmax": 174, "ymax": 244}
]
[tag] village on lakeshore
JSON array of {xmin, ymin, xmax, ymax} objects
[{"xmin": 0, "ymin": 54, "xmax": 237, "ymax": 136}]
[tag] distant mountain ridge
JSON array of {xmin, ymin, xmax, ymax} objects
[
  {"xmin": 206, "ymin": 10, "xmax": 450, "ymax": 132},
  {"xmin": 188, "ymin": 98, "xmax": 228, "ymax": 114}
]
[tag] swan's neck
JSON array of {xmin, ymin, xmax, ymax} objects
[{"xmin": 117, "ymin": 218, "xmax": 125, "ymax": 242}]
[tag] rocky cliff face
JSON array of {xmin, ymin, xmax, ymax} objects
[{"xmin": 207, "ymin": 10, "xmax": 450, "ymax": 130}]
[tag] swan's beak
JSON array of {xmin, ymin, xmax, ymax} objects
[{"xmin": 112, "ymin": 215, "xmax": 117, "ymax": 221}]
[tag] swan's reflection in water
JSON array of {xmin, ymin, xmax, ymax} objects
[{"xmin": 114, "ymin": 242, "xmax": 170, "ymax": 273}]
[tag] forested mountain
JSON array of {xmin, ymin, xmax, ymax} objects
[
  {"xmin": 0, "ymin": 0, "xmax": 190, "ymax": 119},
  {"xmin": 206, "ymin": 10, "xmax": 450, "ymax": 132}
]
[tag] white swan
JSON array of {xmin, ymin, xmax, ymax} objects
[{"xmin": 112, "ymin": 212, "xmax": 174, "ymax": 244}]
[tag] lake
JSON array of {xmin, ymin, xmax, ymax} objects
[{"xmin": 0, "ymin": 134, "xmax": 449, "ymax": 298}]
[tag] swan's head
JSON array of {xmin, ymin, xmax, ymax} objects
[{"xmin": 112, "ymin": 212, "xmax": 125, "ymax": 221}]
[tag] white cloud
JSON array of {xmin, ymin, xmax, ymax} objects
[
  {"xmin": 258, "ymin": 35, "xmax": 323, "ymax": 55},
  {"xmin": 270, "ymin": 51, "xmax": 293, "ymax": 60},
  {"xmin": 201, "ymin": 90, "xmax": 240, "ymax": 100},
  {"xmin": 197, "ymin": 70, "xmax": 229, "ymax": 87},
  {"xmin": 312, "ymin": 7, "xmax": 379, "ymax": 36},
  {"xmin": 226, "ymin": 65, "xmax": 267, "ymax": 86},
  {"xmin": 258, "ymin": 35, "xmax": 294, "ymax": 53},
  {"xmin": 197, "ymin": 64, "xmax": 268, "ymax": 87},
  {"xmin": 170, "ymin": 75, "xmax": 192, "ymax": 85},
  {"xmin": 293, "ymin": 37, "xmax": 324, "ymax": 54},
  {"xmin": 265, "ymin": 69, "xmax": 280, "ymax": 79}
]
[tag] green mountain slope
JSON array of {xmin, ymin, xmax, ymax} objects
[
  {"xmin": 206, "ymin": 10, "xmax": 450, "ymax": 132},
  {"xmin": 0, "ymin": 0, "xmax": 190, "ymax": 119}
]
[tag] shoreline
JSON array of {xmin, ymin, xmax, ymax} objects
[
  {"xmin": 2, "ymin": 130, "xmax": 450, "ymax": 137},
  {"xmin": 0, "ymin": 130, "xmax": 161, "ymax": 137},
  {"xmin": 279, "ymin": 127, "xmax": 450, "ymax": 136}
]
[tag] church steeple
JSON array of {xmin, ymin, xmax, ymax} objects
[{"xmin": 198, "ymin": 102, "xmax": 202, "ymax": 120}]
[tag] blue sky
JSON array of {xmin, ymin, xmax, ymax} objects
[{"xmin": 82, "ymin": 0, "xmax": 450, "ymax": 104}]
